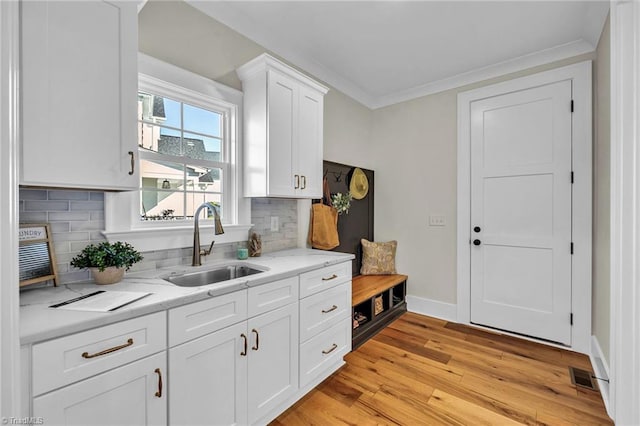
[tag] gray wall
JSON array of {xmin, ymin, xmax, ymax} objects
[{"xmin": 593, "ymin": 15, "xmax": 611, "ymax": 362}]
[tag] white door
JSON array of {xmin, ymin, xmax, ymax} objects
[
  {"xmin": 33, "ymin": 352, "xmax": 166, "ymax": 426},
  {"xmin": 470, "ymin": 80, "xmax": 573, "ymax": 345},
  {"xmin": 169, "ymin": 322, "xmax": 248, "ymax": 426},
  {"xmin": 248, "ymin": 303, "xmax": 299, "ymax": 424}
]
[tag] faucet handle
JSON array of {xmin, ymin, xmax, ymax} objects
[{"xmin": 201, "ymin": 240, "xmax": 216, "ymax": 257}]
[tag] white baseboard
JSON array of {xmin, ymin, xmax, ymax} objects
[
  {"xmin": 406, "ymin": 295, "xmax": 457, "ymax": 322},
  {"xmin": 590, "ymin": 335, "xmax": 611, "ymax": 418}
]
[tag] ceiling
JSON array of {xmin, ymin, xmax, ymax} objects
[{"xmin": 186, "ymin": 1, "xmax": 609, "ymax": 109}]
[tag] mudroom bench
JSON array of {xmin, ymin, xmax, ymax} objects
[{"xmin": 351, "ymin": 274, "xmax": 408, "ymax": 349}]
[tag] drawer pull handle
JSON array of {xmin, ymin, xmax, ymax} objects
[
  {"xmin": 154, "ymin": 368, "xmax": 163, "ymax": 398},
  {"xmin": 322, "ymin": 343, "xmax": 338, "ymax": 355},
  {"xmin": 81, "ymin": 338, "xmax": 133, "ymax": 359},
  {"xmin": 301, "ymin": 175, "xmax": 306, "ymax": 190},
  {"xmin": 252, "ymin": 329, "xmax": 260, "ymax": 351},
  {"xmin": 294, "ymin": 174, "xmax": 300, "ymax": 189},
  {"xmin": 322, "ymin": 305, "xmax": 338, "ymax": 314},
  {"xmin": 322, "ymin": 274, "xmax": 338, "ymax": 281},
  {"xmin": 128, "ymin": 151, "xmax": 135, "ymax": 175},
  {"xmin": 240, "ymin": 334, "xmax": 248, "ymax": 356}
]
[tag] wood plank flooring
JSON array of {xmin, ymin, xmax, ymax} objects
[{"xmin": 272, "ymin": 313, "xmax": 612, "ymax": 425}]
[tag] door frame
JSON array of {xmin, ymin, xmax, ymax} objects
[
  {"xmin": 0, "ymin": 0, "xmax": 22, "ymax": 418},
  {"xmin": 456, "ymin": 61, "xmax": 592, "ymax": 354},
  {"xmin": 609, "ymin": 1, "xmax": 640, "ymax": 423}
]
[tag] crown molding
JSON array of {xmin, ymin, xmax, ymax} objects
[{"xmin": 371, "ymin": 39, "xmax": 595, "ymax": 109}]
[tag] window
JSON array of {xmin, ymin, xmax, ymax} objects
[
  {"xmin": 103, "ymin": 54, "xmax": 251, "ymax": 252},
  {"xmin": 137, "ymin": 91, "xmax": 227, "ymax": 222}
]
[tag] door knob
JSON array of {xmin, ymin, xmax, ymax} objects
[
  {"xmin": 474, "ymin": 226, "xmax": 481, "ymax": 233},
  {"xmin": 473, "ymin": 239, "xmax": 481, "ymax": 246}
]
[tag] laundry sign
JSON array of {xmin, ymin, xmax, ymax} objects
[
  {"xmin": 19, "ymin": 226, "xmax": 47, "ymax": 242},
  {"xmin": 19, "ymin": 223, "xmax": 58, "ymax": 287}
]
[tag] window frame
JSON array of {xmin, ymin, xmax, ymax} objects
[{"xmin": 104, "ymin": 54, "xmax": 251, "ymax": 252}]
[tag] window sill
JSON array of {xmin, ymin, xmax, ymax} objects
[{"xmin": 102, "ymin": 224, "xmax": 253, "ymax": 252}]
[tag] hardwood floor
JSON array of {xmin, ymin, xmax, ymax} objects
[{"xmin": 272, "ymin": 313, "xmax": 612, "ymax": 425}]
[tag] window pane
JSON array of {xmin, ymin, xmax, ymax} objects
[
  {"xmin": 185, "ymin": 194, "xmax": 222, "ymax": 220},
  {"xmin": 185, "ymin": 164, "xmax": 222, "ymax": 193},
  {"xmin": 141, "ymin": 190, "xmax": 185, "ymax": 220},
  {"xmin": 183, "ymin": 133, "xmax": 222, "ymax": 161},
  {"xmin": 139, "ymin": 125, "xmax": 181, "ymax": 155},
  {"xmin": 138, "ymin": 92, "xmax": 181, "ymax": 128},
  {"xmin": 184, "ymin": 104, "xmax": 221, "ymax": 137},
  {"xmin": 141, "ymin": 159, "xmax": 185, "ymax": 189}
]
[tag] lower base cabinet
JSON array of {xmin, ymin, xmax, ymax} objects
[
  {"xmin": 33, "ymin": 352, "xmax": 167, "ymax": 426},
  {"xmin": 169, "ymin": 303, "xmax": 299, "ymax": 426}
]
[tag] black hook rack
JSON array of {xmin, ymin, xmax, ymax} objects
[{"xmin": 323, "ymin": 169, "xmax": 343, "ymax": 182}]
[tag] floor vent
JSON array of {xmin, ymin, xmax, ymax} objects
[{"xmin": 569, "ymin": 366, "xmax": 598, "ymax": 391}]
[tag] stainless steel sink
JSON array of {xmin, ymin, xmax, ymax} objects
[{"xmin": 165, "ymin": 264, "xmax": 265, "ymax": 287}]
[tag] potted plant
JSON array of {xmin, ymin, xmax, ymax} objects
[{"xmin": 71, "ymin": 241, "xmax": 143, "ymax": 285}]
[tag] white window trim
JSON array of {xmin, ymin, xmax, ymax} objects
[{"xmin": 104, "ymin": 54, "xmax": 251, "ymax": 252}]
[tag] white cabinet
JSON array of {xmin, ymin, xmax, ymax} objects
[
  {"xmin": 20, "ymin": 0, "xmax": 139, "ymax": 190},
  {"xmin": 247, "ymin": 303, "xmax": 299, "ymax": 423},
  {"xmin": 169, "ymin": 278, "xmax": 299, "ymax": 426},
  {"xmin": 298, "ymin": 263, "xmax": 352, "ymax": 389},
  {"xmin": 29, "ymin": 312, "xmax": 167, "ymax": 426},
  {"xmin": 169, "ymin": 322, "xmax": 248, "ymax": 426},
  {"xmin": 33, "ymin": 352, "xmax": 167, "ymax": 426},
  {"xmin": 238, "ymin": 54, "xmax": 328, "ymax": 198}
]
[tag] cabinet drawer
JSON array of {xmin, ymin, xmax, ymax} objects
[
  {"xmin": 300, "ymin": 282, "xmax": 351, "ymax": 342},
  {"xmin": 299, "ymin": 262, "xmax": 351, "ymax": 298},
  {"xmin": 32, "ymin": 311, "xmax": 166, "ymax": 396},
  {"xmin": 248, "ymin": 276, "xmax": 298, "ymax": 318},
  {"xmin": 169, "ymin": 290, "xmax": 247, "ymax": 347},
  {"xmin": 299, "ymin": 320, "xmax": 351, "ymax": 388}
]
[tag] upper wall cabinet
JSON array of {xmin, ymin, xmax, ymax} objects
[
  {"xmin": 238, "ymin": 54, "xmax": 328, "ymax": 198},
  {"xmin": 20, "ymin": 1, "xmax": 139, "ymax": 190}
]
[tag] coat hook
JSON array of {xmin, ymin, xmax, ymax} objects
[{"xmin": 333, "ymin": 171, "xmax": 343, "ymax": 182}]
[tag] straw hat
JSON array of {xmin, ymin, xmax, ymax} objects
[{"xmin": 349, "ymin": 167, "xmax": 369, "ymax": 200}]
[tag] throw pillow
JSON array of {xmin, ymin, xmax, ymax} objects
[{"xmin": 360, "ymin": 239, "xmax": 397, "ymax": 275}]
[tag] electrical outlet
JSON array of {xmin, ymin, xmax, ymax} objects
[
  {"xmin": 270, "ymin": 216, "xmax": 279, "ymax": 232},
  {"xmin": 429, "ymin": 215, "xmax": 446, "ymax": 227}
]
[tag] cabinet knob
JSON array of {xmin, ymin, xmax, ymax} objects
[
  {"xmin": 473, "ymin": 239, "xmax": 481, "ymax": 246},
  {"xmin": 474, "ymin": 226, "xmax": 481, "ymax": 233}
]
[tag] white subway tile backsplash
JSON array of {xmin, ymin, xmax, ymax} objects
[
  {"xmin": 47, "ymin": 190, "xmax": 89, "ymax": 201},
  {"xmin": 24, "ymin": 200, "xmax": 69, "ymax": 211},
  {"xmin": 69, "ymin": 201, "xmax": 104, "ymax": 211},
  {"xmin": 19, "ymin": 188, "xmax": 300, "ymax": 285},
  {"xmin": 48, "ymin": 212, "xmax": 91, "ymax": 221}
]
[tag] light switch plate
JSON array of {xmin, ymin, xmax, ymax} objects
[
  {"xmin": 270, "ymin": 216, "xmax": 279, "ymax": 232},
  {"xmin": 429, "ymin": 215, "xmax": 446, "ymax": 227}
]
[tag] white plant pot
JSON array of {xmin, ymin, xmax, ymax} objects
[{"xmin": 90, "ymin": 266, "xmax": 125, "ymax": 285}]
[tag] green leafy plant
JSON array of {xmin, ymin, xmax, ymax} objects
[
  {"xmin": 331, "ymin": 192, "xmax": 353, "ymax": 215},
  {"xmin": 70, "ymin": 241, "xmax": 143, "ymax": 272}
]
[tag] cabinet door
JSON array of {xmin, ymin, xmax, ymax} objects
[
  {"xmin": 247, "ymin": 303, "xmax": 299, "ymax": 424},
  {"xmin": 296, "ymin": 86, "xmax": 324, "ymax": 198},
  {"xmin": 33, "ymin": 352, "xmax": 166, "ymax": 426},
  {"xmin": 21, "ymin": 0, "xmax": 138, "ymax": 190},
  {"xmin": 267, "ymin": 70, "xmax": 297, "ymax": 197},
  {"xmin": 169, "ymin": 322, "xmax": 248, "ymax": 426}
]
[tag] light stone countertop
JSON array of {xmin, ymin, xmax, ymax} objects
[{"xmin": 20, "ymin": 248, "xmax": 354, "ymax": 345}]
